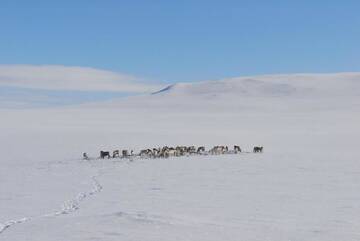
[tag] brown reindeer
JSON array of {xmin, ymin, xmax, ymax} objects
[
  {"xmin": 253, "ymin": 146, "xmax": 263, "ymax": 153},
  {"xmin": 100, "ymin": 151, "xmax": 111, "ymax": 159},
  {"xmin": 210, "ymin": 146, "xmax": 226, "ymax": 155},
  {"xmin": 197, "ymin": 146, "xmax": 205, "ymax": 153},
  {"xmin": 140, "ymin": 149, "xmax": 153, "ymax": 158},
  {"xmin": 122, "ymin": 150, "xmax": 129, "ymax": 157},
  {"xmin": 113, "ymin": 150, "xmax": 120, "ymax": 158},
  {"xmin": 234, "ymin": 145, "xmax": 241, "ymax": 153}
]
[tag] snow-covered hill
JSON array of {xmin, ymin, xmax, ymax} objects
[
  {"xmin": 83, "ymin": 72, "xmax": 360, "ymax": 114},
  {"xmin": 153, "ymin": 73, "xmax": 360, "ymax": 98},
  {"xmin": 153, "ymin": 78, "xmax": 298, "ymax": 97},
  {"xmin": 1, "ymin": 73, "xmax": 360, "ymax": 241}
]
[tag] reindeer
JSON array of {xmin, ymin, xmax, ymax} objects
[
  {"xmin": 100, "ymin": 151, "xmax": 111, "ymax": 159},
  {"xmin": 153, "ymin": 148, "xmax": 160, "ymax": 157},
  {"xmin": 83, "ymin": 152, "xmax": 89, "ymax": 160},
  {"xmin": 174, "ymin": 146, "xmax": 184, "ymax": 156},
  {"xmin": 122, "ymin": 150, "xmax": 129, "ymax": 158},
  {"xmin": 176, "ymin": 146, "xmax": 189, "ymax": 156},
  {"xmin": 253, "ymin": 146, "xmax": 263, "ymax": 153},
  {"xmin": 234, "ymin": 145, "xmax": 241, "ymax": 153},
  {"xmin": 113, "ymin": 150, "xmax": 120, "ymax": 158},
  {"xmin": 210, "ymin": 146, "xmax": 226, "ymax": 155},
  {"xmin": 210, "ymin": 146, "xmax": 218, "ymax": 155},
  {"xmin": 159, "ymin": 149, "xmax": 169, "ymax": 158},
  {"xmin": 197, "ymin": 146, "xmax": 205, "ymax": 154},
  {"xmin": 140, "ymin": 149, "xmax": 153, "ymax": 158},
  {"xmin": 187, "ymin": 146, "xmax": 196, "ymax": 154},
  {"xmin": 167, "ymin": 148, "xmax": 177, "ymax": 157},
  {"xmin": 159, "ymin": 146, "xmax": 173, "ymax": 158}
]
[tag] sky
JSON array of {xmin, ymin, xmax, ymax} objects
[{"xmin": 0, "ymin": 0, "xmax": 359, "ymax": 106}]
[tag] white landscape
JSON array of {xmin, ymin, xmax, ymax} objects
[{"xmin": 1, "ymin": 73, "xmax": 360, "ymax": 241}]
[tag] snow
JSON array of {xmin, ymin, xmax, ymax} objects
[{"xmin": 1, "ymin": 73, "xmax": 360, "ymax": 240}]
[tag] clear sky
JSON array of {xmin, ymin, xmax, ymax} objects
[
  {"xmin": 0, "ymin": 0, "xmax": 359, "ymax": 107},
  {"xmin": 1, "ymin": 0, "xmax": 360, "ymax": 83}
]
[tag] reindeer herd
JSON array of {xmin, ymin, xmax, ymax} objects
[{"xmin": 83, "ymin": 145, "xmax": 263, "ymax": 160}]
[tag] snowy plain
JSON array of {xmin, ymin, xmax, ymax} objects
[{"xmin": 1, "ymin": 73, "xmax": 360, "ymax": 240}]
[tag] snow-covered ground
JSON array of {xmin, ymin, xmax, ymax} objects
[{"xmin": 1, "ymin": 73, "xmax": 360, "ymax": 240}]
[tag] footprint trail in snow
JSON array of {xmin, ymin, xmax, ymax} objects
[{"xmin": 0, "ymin": 175, "xmax": 103, "ymax": 235}]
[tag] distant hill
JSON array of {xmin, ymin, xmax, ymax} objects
[{"xmin": 152, "ymin": 73, "xmax": 360, "ymax": 98}]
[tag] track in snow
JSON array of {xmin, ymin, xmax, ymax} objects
[{"xmin": 0, "ymin": 175, "xmax": 103, "ymax": 235}]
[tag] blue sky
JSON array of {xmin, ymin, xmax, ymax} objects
[{"xmin": 0, "ymin": 0, "xmax": 359, "ymax": 106}]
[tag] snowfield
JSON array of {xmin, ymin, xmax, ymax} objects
[{"xmin": 1, "ymin": 73, "xmax": 360, "ymax": 240}]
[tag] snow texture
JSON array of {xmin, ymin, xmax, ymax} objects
[{"xmin": 1, "ymin": 73, "xmax": 360, "ymax": 240}]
